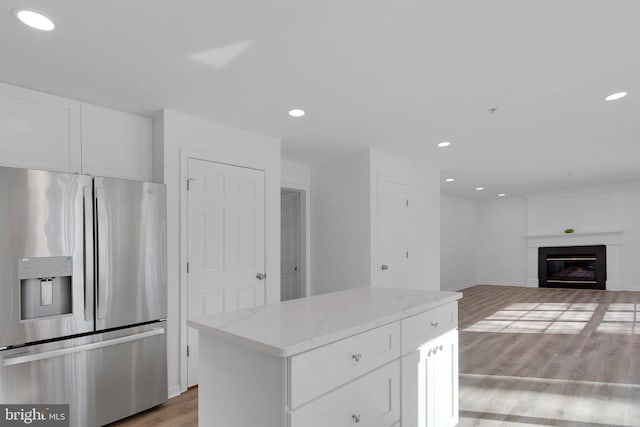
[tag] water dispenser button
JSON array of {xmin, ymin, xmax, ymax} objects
[{"xmin": 41, "ymin": 279, "xmax": 53, "ymax": 306}]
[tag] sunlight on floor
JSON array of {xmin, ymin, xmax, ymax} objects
[
  {"xmin": 463, "ymin": 301, "xmax": 640, "ymax": 335},
  {"xmin": 459, "ymin": 373, "xmax": 640, "ymax": 427},
  {"xmin": 463, "ymin": 303, "xmax": 594, "ymax": 334},
  {"xmin": 596, "ymin": 322, "xmax": 639, "ymax": 334},
  {"xmin": 458, "ymin": 286, "xmax": 640, "ymax": 427}
]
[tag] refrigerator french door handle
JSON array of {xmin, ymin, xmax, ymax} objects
[
  {"xmin": 95, "ymin": 186, "xmax": 107, "ymax": 320},
  {"xmin": 2, "ymin": 328, "xmax": 165, "ymax": 367},
  {"xmin": 83, "ymin": 185, "xmax": 95, "ymax": 322}
]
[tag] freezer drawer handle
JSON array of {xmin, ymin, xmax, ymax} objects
[{"xmin": 2, "ymin": 328, "xmax": 165, "ymax": 367}]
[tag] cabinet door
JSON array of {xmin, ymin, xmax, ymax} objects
[
  {"xmin": 401, "ymin": 329, "xmax": 458, "ymax": 427},
  {"xmin": 81, "ymin": 104, "xmax": 151, "ymax": 180},
  {"xmin": 432, "ymin": 329, "xmax": 458, "ymax": 427},
  {"xmin": 0, "ymin": 83, "xmax": 81, "ymax": 172}
]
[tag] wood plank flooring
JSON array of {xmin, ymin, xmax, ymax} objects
[
  {"xmin": 109, "ymin": 284, "xmax": 640, "ymax": 426},
  {"xmin": 106, "ymin": 386, "xmax": 197, "ymax": 427},
  {"xmin": 458, "ymin": 285, "xmax": 640, "ymax": 427}
]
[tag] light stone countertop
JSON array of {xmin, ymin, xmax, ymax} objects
[{"xmin": 187, "ymin": 287, "xmax": 462, "ymax": 357}]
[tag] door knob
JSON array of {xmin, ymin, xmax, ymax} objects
[
  {"xmin": 381, "ymin": 265, "xmax": 389, "ymax": 271},
  {"xmin": 352, "ymin": 414, "xmax": 361, "ymax": 423},
  {"xmin": 256, "ymin": 273, "xmax": 266, "ymax": 280}
]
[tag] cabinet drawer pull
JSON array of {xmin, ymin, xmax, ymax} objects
[
  {"xmin": 352, "ymin": 414, "xmax": 361, "ymax": 423},
  {"xmin": 430, "ymin": 321, "xmax": 439, "ymax": 328},
  {"xmin": 352, "ymin": 353, "xmax": 362, "ymax": 362}
]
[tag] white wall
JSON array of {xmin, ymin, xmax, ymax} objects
[
  {"xmin": 528, "ymin": 189, "xmax": 625, "ymax": 235},
  {"xmin": 312, "ymin": 148, "xmax": 441, "ymax": 295},
  {"xmin": 440, "ymin": 184, "xmax": 640, "ymax": 291},
  {"xmin": 440, "ymin": 195, "xmax": 477, "ymax": 290},
  {"xmin": 528, "ymin": 185, "xmax": 640, "ymax": 290},
  {"xmin": 369, "ymin": 148, "xmax": 440, "ymax": 290},
  {"xmin": 475, "ymin": 197, "xmax": 528, "ymax": 286},
  {"xmin": 282, "ymin": 160, "xmax": 311, "ymax": 189},
  {"xmin": 158, "ymin": 109, "xmax": 281, "ymax": 396},
  {"xmin": 312, "ymin": 150, "xmax": 371, "ymax": 294}
]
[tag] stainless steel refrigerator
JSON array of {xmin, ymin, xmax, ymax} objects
[{"xmin": 0, "ymin": 166, "xmax": 168, "ymax": 426}]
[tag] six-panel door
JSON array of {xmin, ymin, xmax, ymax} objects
[{"xmin": 186, "ymin": 158, "xmax": 267, "ymax": 386}]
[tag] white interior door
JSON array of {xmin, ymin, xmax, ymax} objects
[
  {"xmin": 377, "ymin": 176, "xmax": 408, "ymax": 288},
  {"xmin": 187, "ymin": 158, "xmax": 266, "ymax": 387},
  {"xmin": 281, "ymin": 190, "xmax": 300, "ymax": 301}
]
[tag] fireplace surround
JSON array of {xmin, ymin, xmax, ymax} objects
[{"xmin": 538, "ymin": 245, "xmax": 606, "ymax": 290}]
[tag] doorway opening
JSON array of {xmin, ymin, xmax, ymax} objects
[{"xmin": 281, "ymin": 187, "xmax": 307, "ymax": 301}]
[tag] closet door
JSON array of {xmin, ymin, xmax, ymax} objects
[{"xmin": 376, "ymin": 175, "xmax": 409, "ymax": 288}]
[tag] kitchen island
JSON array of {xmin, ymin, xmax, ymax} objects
[{"xmin": 187, "ymin": 287, "xmax": 462, "ymax": 427}]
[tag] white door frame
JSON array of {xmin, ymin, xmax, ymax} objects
[
  {"xmin": 280, "ymin": 182, "xmax": 310, "ymax": 299},
  {"xmin": 179, "ymin": 148, "xmax": 271, "ymax": 393}
]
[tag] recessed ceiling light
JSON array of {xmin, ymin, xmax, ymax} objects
[
  {"xmin": 288, "ymin": 109, "xmax": 305, "ymax": 118},
  {"xmin": 13, "ymin": 9, "xmax": 55, "ymax": 31},
  {"xmin": 604, "ymin": 91, "xmax": 628, "ymax": 101},
  {"xmin": 445, "ymin": 178, "xmax": 454, "ymax": 182},
  {"xmin": 476, "ymin": 187, "xmax": 484, "ymax": 191},
  {"xmin": 498, "ymin": 193, "xmax": 506, "ymax": 197},
  {"xmin": 437, "ymin": 141, "xmax": 451, "ymax": 148}
]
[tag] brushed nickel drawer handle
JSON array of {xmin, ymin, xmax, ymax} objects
[
  {"xmin": 352, "ymin": 353, "xmax": 362, "ymax": 362},
  {"xmin": 352, "ymin": 414, "xmax": 361, "ymax": 423}
]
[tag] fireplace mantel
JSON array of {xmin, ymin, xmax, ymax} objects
[
  {"xmin": 527, "ymin": 231, "xmax": 623, "ymax": 248},
  {"xmin": 526, "ymin": 231, "xmax": 623, "ymax": 289}
]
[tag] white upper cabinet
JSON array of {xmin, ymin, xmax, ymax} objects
[
  {"xmin": 0, "ymin": 82, "xmax": 152, "ymax": 181},
  {"xmin": 81, "ymin": 104, "xmax": 151, "ymax": 181},
  {"xmin": 0, "ymin": 82, "xmax": 82, "ymax": 173}
]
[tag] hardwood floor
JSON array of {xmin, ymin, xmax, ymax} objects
[
  {"xmin": 458, "ymin": 285, "xmax": 640, "ymax": 427},
  {"xmin": 108, "ymin": 285, "xmax": 640, "ymax": 426},
  {"xmin": 107, "ymin": 387, "xmax": 197, "ymax": 427}
]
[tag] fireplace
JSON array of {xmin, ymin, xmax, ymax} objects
[{"xmin": 538, "ymin": 245, "xmax": 606, "ymax": 290}]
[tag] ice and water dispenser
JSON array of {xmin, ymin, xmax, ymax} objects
[{"xmin": 19, "ymin": 257, "xmax": 73, "ymax": 320}]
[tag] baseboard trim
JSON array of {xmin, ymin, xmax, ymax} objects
[
  {"xmin": 442, "ymin": 284, "xmax": 473, "ymax": 291},
  {"xmin": 168, "ymin": 384, "xmax": 182, "ymax": 399},
  {"xmin": 482, "ymin": 282, "xmax": 529, "ymax": 287},
  {"xmin": 443, "ymin": 282, "xmax": 529, "ymax": 291}
]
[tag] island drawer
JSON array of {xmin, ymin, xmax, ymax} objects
[
  {"xmin": 401, "ymin": 302, "xmax": 457, "ymax": 355},
  {"xmin": 288, "ymin": 360, "xmax": 400, "ymax": 427},
  {"xmin": 288, "ymin": 322, "xmax": 400, "ymax": 408}
]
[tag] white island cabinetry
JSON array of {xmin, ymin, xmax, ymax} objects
[{"xmin": 188, "ymin": 287, "xmax": 461, "ymax": 427}]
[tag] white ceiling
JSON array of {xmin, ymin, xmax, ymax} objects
[{"xmin": 1, "ymin": 0, "xmax": 639, "ymax": 199}]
